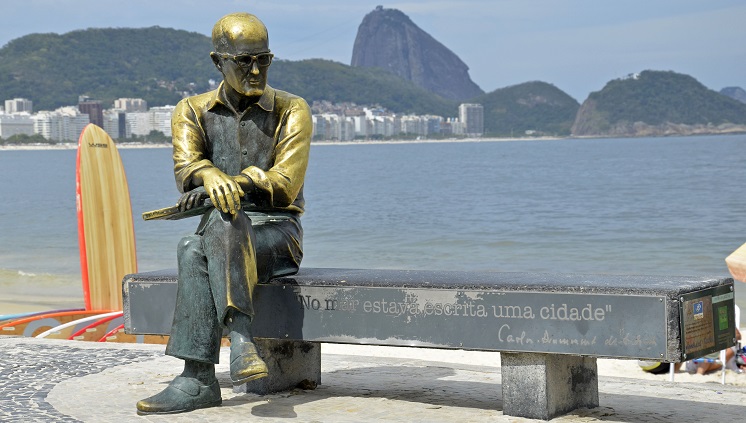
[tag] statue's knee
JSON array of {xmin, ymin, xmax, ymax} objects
[
  {"xmin": 205, "ymin": 210, "xmax": 251, "ymax": 236},
  {"xmin": 177, "ymin": 235, "xmax": 203, "ymax": 259}
]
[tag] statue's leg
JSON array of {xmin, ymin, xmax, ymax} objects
[
  {"xmin": 200, "ymin": 209, "xmax": 268, "ymax": 384},
  {"xmin": 226, "ymin": 309, "xmax": 269, "ymax": 384},
  {"xmin": 165, "ymin": 234, "xmax": 222, "ymax": 363},
  {"xmin": 253, "ymin": 216, "xmax": 303, "ymax": 282},
  {"xmin": 137, "ymin": 235, "xmax": 222, "ymax": 415},
  {"xmin": 201, "ymin": 209, "xmax": 258, "ymax": 320}
]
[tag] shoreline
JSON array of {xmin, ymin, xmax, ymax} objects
[
  {"xmin": 2, "ymin": 132, "xmax": 744, "ymax": 151},
  {"xmin": 0, "ymin": 136, "xmax": 563, "ymax": 151}
]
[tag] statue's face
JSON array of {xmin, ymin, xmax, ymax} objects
[{"xmin": 212, "ymin": 21, "xmax": 271, "ymax": 99}]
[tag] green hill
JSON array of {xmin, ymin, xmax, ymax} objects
[
  {"xmin": 572, "ymin": 70, "xmax": 746, "ymax": 136},
  {"xmin": 470, "ymin": 81, "xmax": 580, "ymax": 137},
  {"xmin": 0, "ymin": 27, "xmax": 217, "ymax": 110},
  {"xmin": 0, "ymin": 27, "xmax": 456, "ymax": 116}
]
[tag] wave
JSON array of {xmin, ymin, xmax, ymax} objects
[{"xmin": 0, "ymin": 267, "xmax": 80, "ymax": 288}]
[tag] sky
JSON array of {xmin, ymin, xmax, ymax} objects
[{"xmin": 1, "ymin": 0, "xmax": 745, "ymax": 102}]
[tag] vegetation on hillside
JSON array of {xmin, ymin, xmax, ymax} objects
[
  {"xmin": 0, "ymin": 28, "xmax": 458, "ymax": 116},
  {"xmin": 572, "ymin": 71, "xmax": 746, "ymax": 136},
  {"xmin": 0, "ymin": 27, "xmax": 217, "ymax": 110},
  {"xmin": 470, "ymin": 81, "xmax": 580, "ymax": 137}
]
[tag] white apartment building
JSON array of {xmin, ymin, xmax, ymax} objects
[
  {"xmin": 126, "ymin": 106, "xmax": 175, "ymax": 137},
  {"xmin": 32, "ymin": 107, "xmax": 90, "ymax": 142},
  {"xmin": 4, "ymin": 98, "xmax": 33, "ymax": 114},
  {"xmin": 458, "ymin": 103, "xmax": 484, "ymax": 137},
  {"xmin": 103, "ymin": 109, "xmax": 129, "ymax": 140},
  {"xmin": 350, "ymin": 115, "xmax": 369, "ymax": 138},
  {"xmin": 399, "ymin": 114, "xmax": 443, "ymax": 137},
  {"xmin": 446, "ymin": 117, "xmax": 466, "ymax": 136},
  {"xmin": 125, "ymin": 112, "xmax": 152, "ymax": 137},
  {"xmin": 312, "ymin": 113, "xmax": 355, "ymax": 141},
  {"xmin": 369, "ymin": 115, "xmax": 397, "ymax": 138},
  {"xmin": 400, "ymin": 114, "xmax": 427, "ymax": 136},
  {"xmin": 0, "ymin": 112, "xmax": 34, "ymax": 138},
  {"xmin": 311, "ymin": 109, "xmax": 453, "ymax": 141},
  {"xmin": 362, "ymin": 107, "xmax": 398, "ymax": 138},
  {"xmin": 114, "ymin": 98, "xmax": 148, "ymax": 113},
  {"xmin": 149, "ymin": 106, "xmax": 175, "ymax": 136}
]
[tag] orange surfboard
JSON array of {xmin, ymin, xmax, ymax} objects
[
  {"xmin": 0, "ymin": 310, "xmax": 115, "ymax": 337},
  {"xmin": 76, "ymin": 124, "xmax": 137, "ymax": 310},
  {"xmin": 68, "ymin": 313, "xmax": 124, "ymax": 341}
]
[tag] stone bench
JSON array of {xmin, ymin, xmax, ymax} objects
[{"xmin": 123, "ymin": 268, "xmax": 736, "ymax": 420}]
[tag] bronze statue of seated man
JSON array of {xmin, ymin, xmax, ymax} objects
[{"xmin": 137, "ymin": 12, "xmax": 312, "ymax": 415}]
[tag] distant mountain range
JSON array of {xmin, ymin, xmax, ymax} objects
[{"xmin": 1, "ymin": 7, "xmax": 745, "ymax": 138}]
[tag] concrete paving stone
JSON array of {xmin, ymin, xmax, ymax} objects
[{"xmin": 3, "ymin": 336, "xmax": 746, "ymax": 422}]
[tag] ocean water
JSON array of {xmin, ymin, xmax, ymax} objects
[{"xmin": 1, "ymin": 135, "xmax": 745, "ymax": 311}]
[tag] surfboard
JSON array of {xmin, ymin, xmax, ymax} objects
[
  {"xmin": 69, "ymin": 313, "xmax": 124, "ymax": 341},
  {"xmin": 0, "ymin": 308, "xmax": 84, "ymax": 324},
  {"xmin": 0, "ymin": 310, "xmax": 115, "ymax": 337},
  {"xmin": 726, "ymin": 242, "xmax": 746, "ymax": 282},
  {"xmin": 35, "ymin": 311, "xmax": 123, "ymax": 339},
  {"xmin": 101, "ymin": 332, "xmax": 170, "ymax": 344},
  {"xmin": 98, "ymin": 324, "xmax": 125, "ymax": 342},
  {"xmin": 76, "ymin": 124, "xmax": 137, "ymax": 310}
]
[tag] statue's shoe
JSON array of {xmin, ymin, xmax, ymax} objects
[
  {"xmin": 230, "ymin": 334, "xmax": 269, "ymax": 385},
  {"xmin": 136, "ymin": 376, "xmax": 221, "ymax": 415}
]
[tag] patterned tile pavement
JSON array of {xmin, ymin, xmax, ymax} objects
[{"xmin": 3, "ymin": 336, "xmax": 746, "ymax": 422}]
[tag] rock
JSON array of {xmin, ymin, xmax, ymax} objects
[
  {"xmin": 720, "ymin": 86, "xmax": 746, "ymax": 104},
  {"xmin": 351, "ymin": 6, "xmax": 483, "ymax": 101}
]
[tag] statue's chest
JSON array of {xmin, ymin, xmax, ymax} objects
[{"xmin": 202, "ymin": 110, "xmax": 278, "ymax": 174}]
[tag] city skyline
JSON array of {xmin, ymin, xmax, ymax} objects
[
  {"xmin": 1, "ymin": 1, "xmax": 744, "ymax": 101},
  {"xmin": 1, "ymin": 96, "xmax": 481, "ymax": 142}
]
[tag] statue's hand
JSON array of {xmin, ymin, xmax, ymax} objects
[
  {"xmin": 177, "ymin": 187, "xmax": 208, "ymax": 212},
  {"xmin": 196, "ymin": 167, "xmax": 245, "ymax": 214}
]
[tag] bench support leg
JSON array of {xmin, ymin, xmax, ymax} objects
[
  {"xmin": 501, "ymin": 352, "xmax": 599, "ymax": 420},
  {"xmin": 233, "ymin": 339, "xmax": 321, "ymax": 395}
]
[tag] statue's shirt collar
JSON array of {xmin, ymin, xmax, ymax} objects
[{"xmin": 208, "ymin": 82, "xmax": 275, "ymax": 114}]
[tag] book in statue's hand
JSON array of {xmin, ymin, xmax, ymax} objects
[{"xmin": 142, "ymin": 199, "xmax": 215, "ymax": 221}]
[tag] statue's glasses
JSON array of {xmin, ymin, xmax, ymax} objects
[{"xmin": 215, "ymin": 52, "xmax": 274, "ymax": 69}]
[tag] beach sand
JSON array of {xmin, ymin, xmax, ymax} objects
[{"xmin": 0, "ymin": 293, "xmax": 84, "ymax": 315}]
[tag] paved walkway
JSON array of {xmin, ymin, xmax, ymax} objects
[{"xmin": 2, "ymin": 336, "xmax": 746, "ymax": 422}]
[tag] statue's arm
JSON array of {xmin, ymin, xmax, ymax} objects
[
  {"xmin": 173, "ymin": 98, "xmax": 213, "ymax": 193},
  {"xmin": 239, "ymin": 97, "xmax": 312, "ymax": 207}
]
